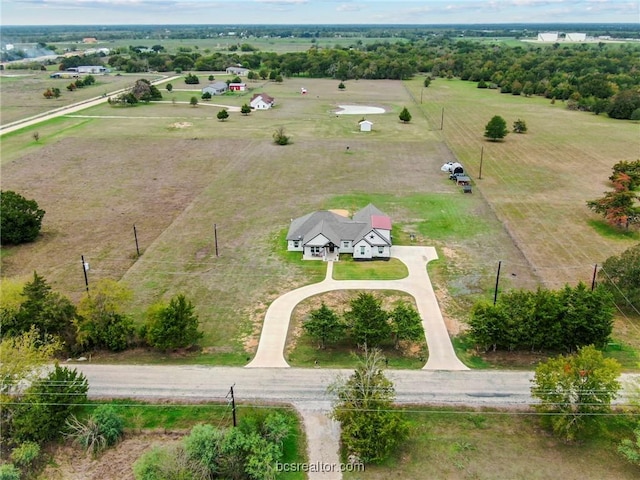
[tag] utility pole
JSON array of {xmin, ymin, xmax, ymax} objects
[
  {"xmin": 133, "ymin": 224, "xmax": 140, "ymax": 257},
  {"xmin": 81, "ymin": 255, "xmax": 89, "ymax": 293},
  {"xmin": 227, "ymin": 384, "xmax": 237, "ymax": 427},
  {"xmin": 591, "ymin": 264, "xmax": 598, "ymax": 291},
  {"xmin": 440, "ymin": 107, "xmax": 444, "ymax": 130},
  {"xmin": 493, "ymin": 260, "xmax": 502, "ymax": 305},
  {"xmin": 478, "ymin": 146, "xmax": 484, "ymax": 179},
  {"xmin": 214, "ymin": 223, "xmax": 219, "ymax": 257}
]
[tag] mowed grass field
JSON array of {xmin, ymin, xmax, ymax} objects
[{"xmin": 1, "ymin": 74, "xmax": 638, "ymax": 363}]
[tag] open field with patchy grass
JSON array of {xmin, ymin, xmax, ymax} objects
[
  {"xmin": 0, "ymin": 71, "xmax": 168, "ymax": 125},
  {"xmin": 1, "ymin": 75, "xmax": 638, "ymax": 365},
  {"xmin": 344, "ymin": 409, "xmax": 640, "ymax": 480},
  {"xmin": 1, "ymin": 77, "xmax": 535, "ymax": 364}
]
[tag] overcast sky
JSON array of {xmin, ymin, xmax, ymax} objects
[{"xmin": 1, "ymin": 0, "xmax": 638, "ymax": 26}]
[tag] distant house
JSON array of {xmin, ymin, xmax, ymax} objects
[
  {"xmin": 202, "ymin": 81, "xmax": 228, "ymax": 96},
  {"xmin": 250, "ymin": 93, "xmax": 275, "ymax": 110},
  {"xmin": 70, "ymin": 65, "xmax": 108, "ymax": 74},
  {"xmin": 226, "ymin": 66, "xmax": 250, "ymax": 76},
  {"xmin": 359, "ymin": 120, "xmax": 373, "ymax": 132},
  {"xmin": 82, "ymin": 37, "xmax": 98, "ymax": 43},
  {"xmin": 229, "ymin": 82, "xmax": 247, "ymax": 92},
  {"xmin": 287, "ymin": 204, "xmax": 392, "ymax": 261}
]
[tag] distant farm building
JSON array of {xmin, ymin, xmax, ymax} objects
[
  {"xmin": 82, "ymin": 37, "xmax": 98, "ymax": 43},
  {"xmin": 202, "ymin": 81, "xmax": 228, "ymax": 96},
  {"xmin": 226, "ymin": 66, "xmax": 250, "ymax": 76},
  {"xmin": 565, "ymin": 33, "xmax": 587, "ymax": 42},
  {"xmin": 229, "ymin": 82, "xmax": 247, "ymax": 92},
  {"xmin": 537, "ymin": 32, "xmax": 558, "ymax": 42},
  {"xmin": 250, "ymin": 93, "xmax": 275, "ymax": 110},
  {"xmin": 359, "ymin": 120, "xmax": 373, "ymax": 132},
  {"xmin": 67, "ymin": 65, "xmax": 108, "ymax": 74}
]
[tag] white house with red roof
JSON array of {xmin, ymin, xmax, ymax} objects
[
  {"xmin": 250, "ymin": 93, "xmax": 275, "ymax": 110},
  {"xmin": 286, "ymin": 204, "xmax": 392, "ymax": 261}
]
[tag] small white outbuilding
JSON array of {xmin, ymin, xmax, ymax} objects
[{"xmin": 359, "ymin": 120, "xmax": 373, "ymax": 132}]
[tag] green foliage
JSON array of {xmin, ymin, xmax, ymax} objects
[
  {"xmin": 345, "ymin": 292, "xmax": 391, "ymax": 347},
  {"xmin": 0, "ymin": 190, "xmax": 45, "ymax": 245},
  {"xmin": 184, "ymin": 73, "xmax": 200, "ymax": 84},
  {"xmin": 398, "ymin": 106, "xmax": 412, "ymax": 123},
  {"xmin": 390, "ymin": 301, "xmax": 424, "ymax": 348},
  {"xmin": 303, "ymin": 302, "xmax": 346, "ymax": 349},
  {"xmin": 166, "ymin": 83, "xmax": 173, "ymax": 92},
  {"xmin": 329, "ymin": 349, "xmax": 408, "ymax": 463},
  {"xmin": 145, "ymin": 294, "xmax": 203, "ymax": 351},
  {"xmin": 607, "ymin": 89, "xmax": 640, "ymax": 120},
  {"xmin": 201, "ymin": 91, "xmax": 212, "ymax": 100},
  {"xmin": 531, "ymin": 346, "xmax": 621, "ymax": 442},
  {"xmin": 241, "ymin": 103, "xmax": 251, "ymax": 115},
  {"xmin": 610, "ymin": 160, "xmax": 640, "ymax": 191},
  {"xmin": 190, "ymin": 96, "xmax": 198, "ymax": 106},
  {"xmin": 93, "ymin": 405, "xmax": 125, "ymax": 446},
  {"xmin": 9, "ymin": 441, "xmax": 40, "ymax": 471},
  {"xmin": 3, "ymin": 272, "xmax": 78, "ymax": 350},
  {"xmin": 618, "ymin": 426, "xmax": 640, "ymax": 466},
  {"xmin": 11, "ymin": 364, "xmax": 88, "ymax": 444},
  {"xmin": 338, "ymin": 81, "xmax": 345, "ymax": 90},
  {"xmin": 66, "ymin": 405, "xmax": 124, "ymax": 455},
  {"xmin": 217, "ymin": 108, "xmax": 229, "ymax": 121},
  {"xmin": 76, "ymin": 279, "xmax": 135, "ymax": 352},
  {"xmin": 183, "ymin": 424, "xmax": 225, "ymax": 475},
  {"xmin": 512, "ymin": 118, "xmax": 527, "ymax": 133},
  {"xmin": 423, "ymin": 77, "xmax": 431, "ymax": 88},
  {"xmin": 598, "ymin": 243, "xmax": 640, "ymax": 313},
  {"xmin": 272, "ymin": 126, "xmax": 290, "ymax": 145},
  {"xmin": 0, "ymin": 464, "xmax": 21, "ymax": 480},
  {"xmin": 134, "ymin": 444, "xmax": 209, "ymax": 480},
  {"xmin": 135, "ymin": 411, "xmax": 290, "ymax": 480},
  {"xmin": 468, "ymin": 283, "xmax": 614, "ymax": 352},
  {"xmin": 484, "ymin": 115, "xmax": 508, "ymax": 141}
]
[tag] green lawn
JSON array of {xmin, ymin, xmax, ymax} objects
[
  {"xmin": 332, "ymin": 257, "xmax": 408, "ymax": 280},
  {"xmin": 344, "ymin": 408, "xmax": 640, "ymax": 479}
]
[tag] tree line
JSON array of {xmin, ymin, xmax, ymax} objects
[{"xmin": 0, "ymin": 273, "xmax": 203, "ymax": 356}]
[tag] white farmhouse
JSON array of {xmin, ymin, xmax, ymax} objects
[
  {"xmin": 250, "ymin": 93, "xmax": 275, "ymax": 110},
  {"xmin": 287, "ymin": 204, "xmax": 392, "ymax": 261}
]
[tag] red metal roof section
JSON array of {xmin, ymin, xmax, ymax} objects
[{"xmin": 371, "ymin": 215, "xmax": 391, "ymax": 230}]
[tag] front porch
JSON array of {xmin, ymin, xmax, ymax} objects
[{"xmin": 303, "ymin": 242, "xmax": 339, "ymax": 261}]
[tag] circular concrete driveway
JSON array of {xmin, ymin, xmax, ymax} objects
[{"xmin": 246, "ymin": 246, "xmax": 468, "ymax": 370}]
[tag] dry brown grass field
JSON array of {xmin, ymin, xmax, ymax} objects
[{"xmin": 1, "ymin": 76, "xmax": 638, "ymax": 361}]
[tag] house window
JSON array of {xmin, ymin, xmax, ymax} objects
[
  {"xmin": 360, "ymin": 246, "xmax": 366, "ymax": 255},
  {"xmin": 343, "ymin": 241, "xmax": 350, "ymax": 248},
  {"xmin": 310, "ymin": 246, "xmax": 321, "ymax": 256},
  {"xmin": 293, "ymin": 241, "xmax": 299, "ymax": 248},
  {"xmin": 378, "ymin": 246, "xmax": 384, "ymax": 254}
]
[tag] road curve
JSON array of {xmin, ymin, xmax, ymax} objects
[{"xmin": 246, "ymin": 246, "xmax": 469, "ymax": 370}]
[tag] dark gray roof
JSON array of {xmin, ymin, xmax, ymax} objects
[{"xmin": 287, "ymin": 204, "xmax": 391, "ymax": 246}]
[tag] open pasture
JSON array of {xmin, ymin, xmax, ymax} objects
[
  {"xmin": 0, "ymin": 77, "xmax": 537, "ymax": 361},
  {"xmin": 410, "ymin": 78, "xmax": 640, "ymax": 289}
]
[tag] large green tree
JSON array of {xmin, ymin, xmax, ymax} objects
[
  {"xmin": 76, "ymin": 279, "xmax": 135, "ymax": 352},
  {"xmin": 345, "ymin": 293, "xmax": 391, "ymax": 348},
  {"xmin": 531, "ymin": 345, "xmax": 621, "ymax": 441},
  {"xmin": 389, "ymin": 301, "xmax": 423, "ymax": 348},
  {"xmin": 598, "ymin": 243, "xmax": 640, "ymax": 314},
  {"xmin": 0, "ymin": 191, "xmax": 45, "ymax": 245},
  {"xmin": 145, "ymin": 294, "xmax": 203, "ymax": 351},
  {"xmin": 329, "ymin": 349, "xmax": 408, "ymax": 464},
  {"xmin": 303, "ymin": 302, "xmax": 346, "ymax": 349},
  {"xmin": 10, "ymin": 364, "xmax": 88, "ymax": 444},
  {"xmin": 398, "ymin": 107, "xmax": 412, "ymax": 123},
  {"xmin": 484, "ymin": 115, "xmax": 508, "ymax": 141}
]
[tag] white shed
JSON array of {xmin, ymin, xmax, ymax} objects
[
  {"xmin": 359, "ymin": 120, "xmax": 373, "ymax": 132},
  {"xmin": 566, "ymin": 33, "xmax": 587, "ymax": 42},
  {"xmin": 537, "ymin": 32, "xmax": 558, "ymax": 42}
]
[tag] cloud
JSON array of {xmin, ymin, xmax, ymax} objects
[{"xmin": 336, "ymin": 3, "xmax": 363, "ymax": 12}]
